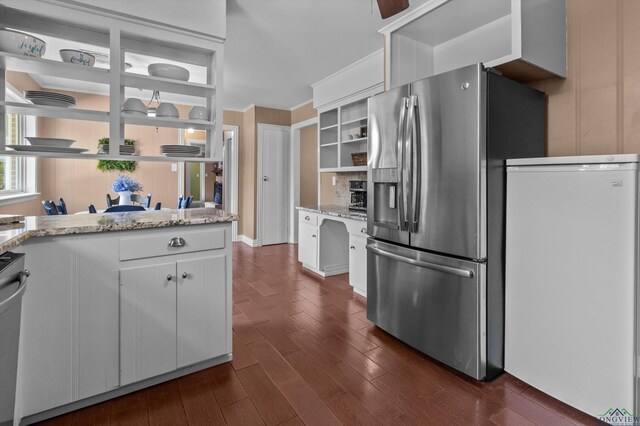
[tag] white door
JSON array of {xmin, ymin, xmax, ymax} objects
[
  {"xmin": 298, "ymin": 223, "xmax": 318, "ymax": 269},
  {"xmin": 120, "ymin": 262, "xmax": 177, "ymax": 385},
  {"xmin": 349, "ymin": 235, "xmax": 367, "ymax": 296},
  {"xmin": 177, "ymin": 255, "xmax": 227, "ymax": 368},
  {"xmin": 259, "ymin": 124, "xmax": 290, "ymax": 245}
]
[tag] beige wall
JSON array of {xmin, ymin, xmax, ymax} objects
[
  {"xmin": 527, "ymin": 0, "xmax": 638, "ymax": 156},
  {"xmin": 299, "ymin": 125, "xmax": 318, "ymax": 206},
  {"xmin": 291, "ymin": 101, "xmax": 316, "ymax": 124}
]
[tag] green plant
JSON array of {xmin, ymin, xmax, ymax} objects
[{"xmin": 97, "ymin": 138, "xmax": 137, "ymax": 172}]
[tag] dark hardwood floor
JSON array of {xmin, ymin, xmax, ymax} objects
[{"xmin": 39, "ymin": 242, "xmax": 601, "ymax": 426}]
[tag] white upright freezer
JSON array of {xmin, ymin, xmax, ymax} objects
[{"xmin": 505, "ymin": 154, "xmax": 638, "ymax": 419}]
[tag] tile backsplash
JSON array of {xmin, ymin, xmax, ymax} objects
[{"xmin": 334, "ymin": 172, "xmax": 367, "ymax": 206}]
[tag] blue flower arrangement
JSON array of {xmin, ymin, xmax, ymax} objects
[{"xmin": 112, "ymin": 175, "xmax": 143, "ymax": 193}]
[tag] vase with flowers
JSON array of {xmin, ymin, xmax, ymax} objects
[{"xmin": 112, "ymin": 175, "xmax": 143, "ymax": 205}]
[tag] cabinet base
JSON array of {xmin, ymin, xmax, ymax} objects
[
  {"xmin": 302, "ymin": 263, "xmax": 349, "ymax": 277},
  {"xmin": 20, "ymin": 353, "xmax": 232, "ymax": 426}
]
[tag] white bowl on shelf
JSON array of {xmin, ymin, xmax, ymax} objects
[
  {"xmin": 148, "ymin": 63, "xmax": 190, "ymax": 82},
  {"xmin": 155, "ymin": 102, "xmax": 179, "ymax": 118},
  {"xmin": 188, "ymin": 106, "xmax": 209, "ymax": 121},
  {"xmin": 25, "ymin": 137, "xmax": 75, "ymax": 148},
  {"xmin": 59, "ymin": 49, "xmax": 95, "ymax": 66},
  {"xmin": 121, "ymin": 98, "xmax": 147, "ymax": 114},
  {"xmin": 0, "ymin": 29, "xmax": 46, "ymax": 57}
]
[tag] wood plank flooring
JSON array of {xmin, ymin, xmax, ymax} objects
[{"xmin": 39, "ymin": 242, "xmax": 603, "ymax": 426}]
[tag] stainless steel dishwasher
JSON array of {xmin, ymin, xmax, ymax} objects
[{"xmin": 0, "ymin": 252, "xmax": 28, "ymax": 426}]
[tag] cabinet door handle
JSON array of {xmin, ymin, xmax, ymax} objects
[
  {"xmin": 350, "ymin": 245, "xmax": 356, "ymax": 250},
  {"xmin": 361, "ymin": 227, "xmax": 367, "ymax": 234},
  {"xmin": 168, "ymin": 237, "xmax": 185, "ymax": 247},
  {"xmin": 182, "ymin": 272, "xmax": 188, "ymax": 279},
  {"xmin": 305, "ymin": 215, "xmax": 310, "ymax": 220},
  {"xmin": 167, "ymin": 274, "xmax": 173, "ymax": 281},
  {"xmin": 312, "ymin": 234, "xmax": 317, "ymax": 238}
]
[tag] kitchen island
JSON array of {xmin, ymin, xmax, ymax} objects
[
  {"xmin": 6, "ymin": 208, "xmax": 237, "ymax": 425},
  {"xmin": 296, "ymin": 205, "xmax": 368, "ymax": 296}
]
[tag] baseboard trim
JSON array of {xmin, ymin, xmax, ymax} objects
[
  {"xmin": 323, "ymin": 263, "xmax": 349, "ymax": 276},
  {"xmin": 238, "ymin": 235, "xmax": 258, "ymax": 247}
]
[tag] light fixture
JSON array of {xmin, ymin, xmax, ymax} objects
[{"xmin": 147, "ymin": 90, "xmax": 161, "ymax": 117}]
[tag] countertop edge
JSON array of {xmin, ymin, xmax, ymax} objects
[{"xmin": 296, "ymin": 205, "xmax": 367, "ymax": 222}]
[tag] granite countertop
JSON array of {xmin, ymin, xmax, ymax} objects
[
  {"xmin": 0, "ymin": 207, "xmax": 238, "ymax": 254},
  {"xmin": 297, "ymin": 205, "xmax": 367, "ymax": 222}
]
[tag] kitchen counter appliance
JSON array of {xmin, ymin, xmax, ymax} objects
[
  {"xmin": 505, "ymin": 154, "xmax": 638, "ymax": 418},
  {"xmin": 366, "ymin": 63, "xmax": 544, "ymax": 380},
  {"xmin": 349, "ymin": 180, "xmax": 367, "ymax": 212},
  {"xmin": 0, "ymin": 252, "xmax": 28, "ymax": 425}
]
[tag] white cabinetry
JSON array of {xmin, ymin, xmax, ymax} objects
[
  {"xmin": 297, "ymin": 210, "xmax": 368, "ymax": 296},
  {"xmin": 14, "ymin": 224, "xmax": 232, "ymax": 421},
  {"xmin": 319, "ymin": 98, "xmax": 369, "ymax": 172},
  {"xmin": 120, "ymin": 254, "xmax": 227, "ymax": 385},
  {"xmin": 380, "ymin": 0, "xmax": 566, "ymax": 89},
  {"xmin": 0, "ymin": 1, "xmax": 224, "ymax": 162}
]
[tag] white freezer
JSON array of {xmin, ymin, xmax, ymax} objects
[{"xmin": 505, "ymin": 154, "xmax": 638, "ymax": 418}]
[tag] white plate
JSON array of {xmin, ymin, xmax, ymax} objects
[
  {"xmin": 6, "ymin": 145, "xmax": 88, "ymax": 153},
  {"xmin": 25, "ymin": 137, "xmax": 75, "ymax": 148},
  {"xmin": 163, "ymin": 152, "xmax": 200, "ymax": 158},
  {"xmin": 28, "ymin": 98, "xmax": 75, "ymax": 108}
]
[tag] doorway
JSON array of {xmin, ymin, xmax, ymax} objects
[{"xmin": 257, "ymin": 124, "xmax": 290, "ymax": 246}]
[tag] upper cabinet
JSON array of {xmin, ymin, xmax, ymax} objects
[
  {"xmin": 0, "ymin": 0, "xmax": 224, "ymax": 162},
  {"xmin": 380, "ymin": 0, "xmax": 567, "ymax": 89}
]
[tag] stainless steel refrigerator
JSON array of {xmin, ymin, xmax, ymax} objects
[{"xmin": 366, "ymin": 63, "xmax": 544, "ymax": 380}]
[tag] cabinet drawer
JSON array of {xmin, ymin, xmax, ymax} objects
[
  {"xmin": 120, "ymin": 227, "xmax": 226, "ymax": 261},
  {"xmin": 346, "ymin": 219, "xmax": 368, "ymax": 237},
  {"xmin": 299, "ymin": 211, "xmax": 318, "ymax": 226}
]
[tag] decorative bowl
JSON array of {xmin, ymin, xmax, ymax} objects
[
  {"xmin": 155, "ymin": 102, "xmax": 179, "ymax": 118},
  {"xmin": 148, "ymin": 63, "xmax": 190, "ymax": 82},
  {"xmin": 188, "ymin": 106, "xmax": 209, "ymax": 120},
  {"xmin": 121, "ymin": 97, "xmax": 147, "ymax": 114},
  {"xmin": 0, "ymin": 29, "xmax": 46, "ymax": 57},
  {"xmin": 25, "ymin": 137, "xmax": 75, "ymax": 148},
  {"xmin": 59, "ymin": 49, "xmax": 95, "ymax": 66}
]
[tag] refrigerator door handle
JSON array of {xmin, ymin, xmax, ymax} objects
[
  {"xmin": 397, "ymin": 97, "xmax": 409, "ymax": 231},
  {"xmin": 367, "ymin": 245, "xmax": 475, "ymax": 278},
  {"xmin": 408, "ymin": 95, "xmax": 421, "ymax": 233}
]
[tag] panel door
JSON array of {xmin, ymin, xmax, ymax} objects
[
  {"xmin": 298, "ymin": 223, "xmax": 318, "ymax": 269},
  {"xmin": 177, "ymin": 255, "xmax": 227, "ymax": 368},
  {"xmin": 348, "ymin": 235, "xmax": 367, "ymax": 296},
  {"xmin": 120, "ymin": 262, "xmax": 177, "ymax": 386},
  {"xmin": 260, "ymin": 124, "xmax": 290, "ymax": 245}
]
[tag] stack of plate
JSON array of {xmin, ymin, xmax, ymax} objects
[
  {"xmin": 25, "ymin": 91, "xmax": 76, "ymax": 108},
  {"xmin": 160, "ymin": 145, "xmax": 201, "ymax": 158},
  {"xmin": 6, "ymin": 137, "xmax": 88, "ymax": 154},
  {"xmin": 98, "ymin": 144, "xmax": 136, "ymax": 155}
]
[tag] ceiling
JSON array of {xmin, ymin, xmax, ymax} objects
[{"xmin": 29, "ymin": 0, "xmax": 430, "ymax": 111}]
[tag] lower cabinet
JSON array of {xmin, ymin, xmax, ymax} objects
[
  {"xmin": 120, "ymin": 255, "xmax": 227, "ymax": 385},
  {"xmin": 298, "ymin": 222, "xmax": 319, "ymax": 269},
  {"xmin": 15, "ymin": 224, "xmax": 232, "ymax": 421},
  {"xmin": 349, "ymin": 235, "xmax": 367, "ymax": 296}
]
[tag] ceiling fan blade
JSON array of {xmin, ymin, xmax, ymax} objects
[{"xmin": 376, "ymin": 0, "xmax": 410, "ymax": 19}]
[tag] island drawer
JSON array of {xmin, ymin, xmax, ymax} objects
[
  {"xmin": 299, "ymin": 211, "xmax": 318, "ymax": 226},
  {"xmin": 119, "ymin": 227, "xmax": 226, "ymax": 261},
  {"xmin": 345, "ymin": 219, "xmax": 368, "ymax": 237}
]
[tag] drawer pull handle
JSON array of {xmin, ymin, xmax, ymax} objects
[
  {"xmin": 350, "ymin": 245, "xmax": 356, "ymax": 250},
  {"xmin": 182, "ymin": 272, "xmax": 188, "ymax": 279},
  {"xmin": 361, "ymin": 227, "xmax": 367, "ymax": 234},
  {"xmin": 312, "ymin": 234, "xmax": 317, "ymax": 238},
  {"xmin": 305, "ymin": 215, "xmax": 310, "ymax": 220},
  {"xmin": 167, "ymin": 274, "xmax": 173, "ymax": 281},
  {"xmin": 168, "ymin": 237, "xmax": 185, "ymax": 247}
]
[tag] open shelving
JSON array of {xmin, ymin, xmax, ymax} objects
[
  {"xmin": 0, "ymin": 2, "xmax": 224, "ymax": 162},
  {"xmin": 318, "ymin": 97, "xmax": 368, "ymax": 172}
]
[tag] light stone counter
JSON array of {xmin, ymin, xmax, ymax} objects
[
  {"xmin": 297, "ymin": 205, "xmax": 367, "ymax": 222},
  {"xmin": 0, "ymin": 207, "xmax": 237, "ymax": 254}
]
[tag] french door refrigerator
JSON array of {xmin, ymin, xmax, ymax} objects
[{"xmin": 366, "ymin": 63, "xmax": 544, "ymax": 380}]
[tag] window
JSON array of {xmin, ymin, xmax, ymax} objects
[{"xmin": 2, "ymin": 112, "xmax": 25, "ymax": 192}]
